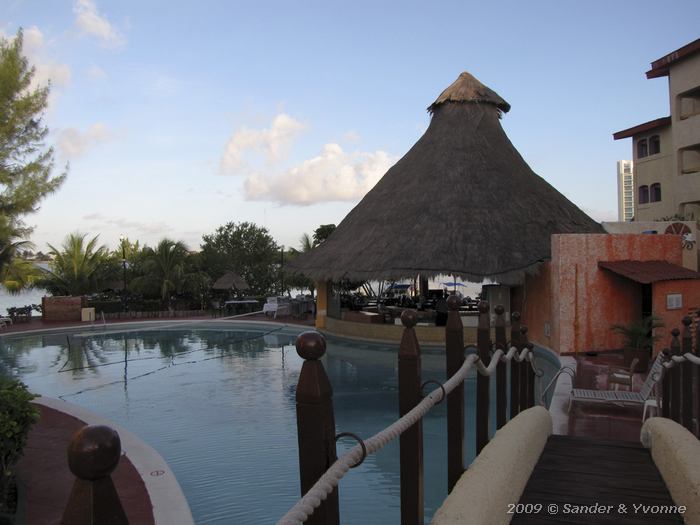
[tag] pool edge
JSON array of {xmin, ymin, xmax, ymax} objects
[{"xmin": 33, "ymin": 396, "xmax": 195, "ymax": 525}]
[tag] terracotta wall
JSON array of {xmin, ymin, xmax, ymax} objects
[
  {"xmin": 652, "ymin": 280, "xmax": 700, "ymax": 348},
  {"xmin": 522, "ymin": 234, "xmax": 685, "ymax": 354},
  {"xmin": 42, "ymin": 296, "xmax": 85, "ymax": 322}
]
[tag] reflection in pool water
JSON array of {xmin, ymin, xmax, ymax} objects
[{"xmin": 0, "ymin": 322, "xmax": 559, "ymax": 524}]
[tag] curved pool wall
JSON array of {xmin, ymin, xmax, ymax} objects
[{"xmin": 0, "ymin": 320, "xmax": 560, "ymax": 524}]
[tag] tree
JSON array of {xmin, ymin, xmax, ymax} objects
[
  {"xmin": 285, "ymin": 233, "xmax": 316, "ymax": 296},
  {"xmin": 200, "ymin": 222, "xmax": 280, "ymax": 295},
  {"xmin": 0, "ymin": 30, "xmax": 66, "ymax": 282},
  {"xmin": 38, "ymin": 233, "xmax": 109, "ymax": 295},
  {"xmin": 130, "ymin": 239, "xmax": 190, "ymax": 306},
  {"xmin": 312, "ymin": 224, "xmax": 336, "ymax": 246}
]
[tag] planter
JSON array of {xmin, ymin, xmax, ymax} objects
[{"xmin": 0, "ymin": 476, "xmax": 26, "ymax": 525}]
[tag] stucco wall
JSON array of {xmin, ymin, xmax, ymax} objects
[
  {"xmin": 652, "ymin": 279, "xmax": 700, "ymax": 345},
  {"xmin": 524, "ymin": 234, "xmax": 684, "ymax": 354}
]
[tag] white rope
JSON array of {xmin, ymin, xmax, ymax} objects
[
  {"xmin": 277, "ymin": 345, "xmax": 538, "ymax": 525},
  {"xmin": 662, "ymin": 352, "xmax": 700, "ymax": 368}
]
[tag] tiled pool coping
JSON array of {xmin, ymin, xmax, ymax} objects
[{"xmin": 35, "ymin": 396, "xmax": 194, "ymax": 525}]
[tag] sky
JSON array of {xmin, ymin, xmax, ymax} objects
[{"xmin": 1, "ymin": 0, "xmax": 699, "ymax": 254}]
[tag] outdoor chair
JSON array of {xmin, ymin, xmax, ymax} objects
[
  {"xmin": 569, "ymin": 354, "xmax": 664, "ymax": 412},
  {"xmin": 607, "ymin": 357, "xmax": 639, "ymax": 390}
]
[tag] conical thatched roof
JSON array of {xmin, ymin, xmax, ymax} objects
[
  {"xmin": 288, "ymin": 72, "xmax": 603, "ymax": 284},
  {"xmin": 212, "ymin": 271, "xmax": 249, "ymax": 291}
]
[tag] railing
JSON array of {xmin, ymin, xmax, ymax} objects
[
  {"xmin": 278, "ymin": 299, "xmax": 540, "ymax": 525},
  {"xmin": 659, "ymin": 315, "xmax": 700, "ymax": 437}
]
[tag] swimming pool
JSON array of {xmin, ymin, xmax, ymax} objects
[{"xmin": 0, "ymin": 321, "xmax": 559, "ymax": 524}]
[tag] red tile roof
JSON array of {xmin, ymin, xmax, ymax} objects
[{"xmin": 598, "ymin": 260, "xmax": 700, "ymax": 284}]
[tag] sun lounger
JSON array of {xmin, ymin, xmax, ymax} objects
[{"xmin": 569, "ymin": 355, "xmax": 664, "ymax": 411}]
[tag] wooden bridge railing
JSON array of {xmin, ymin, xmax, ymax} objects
[
  {"xmin": 283, "ymin": 300, "xmax": 539, "ymax": 525},
  {"xmin": 659, "ymin": 314, "xmax": 700, "ymax": 438}
]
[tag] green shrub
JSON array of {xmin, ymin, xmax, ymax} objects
[{"xmin": 0, "ymin": 377, "xmax": 39, "ymax": 508}]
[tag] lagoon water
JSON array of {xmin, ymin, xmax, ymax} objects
[
  {"xmin": 1, "ymin": 322, "xmax": 558, "ymax": 524},
  {"xmin": 0, "ymin": 287, "xmax": 46, "ymax": 316}
]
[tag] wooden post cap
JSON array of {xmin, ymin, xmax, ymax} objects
[
  {"xmin": 520, "ymin": 325, "xmax": 529, "ymax": 336},
  {"xmin": 67, "ymin": 425, "xmax": 121, "ymax": 481},
  {"xmin": 401, "ymin": 309, "xmax": 417, "ymax": 328},
  {"xmin": 511, "ymin": 311, "xmax": 521, "ymax": 322},
  {"xmin": 682, "ymin": 316, "xmax": 692, "ymax": 327},
  {"xmin": 671, "ymin": 328, "xmax": 680, "ymax": 337},
  {"xmin": 478, "ymin": 301, "xmax": 489, "ymax": 313},
  {"xmin": 295, "ymin": 331, "xmax": 326, "ymax": 360},
  {"xmin": 446, "ymin": 295, "xmax": 461, "ymax": 311},
  {"xmin": 495, "ymin": 305, "xmax": 505, "ymax": 315}
]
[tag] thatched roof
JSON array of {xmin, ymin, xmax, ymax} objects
[
  {"xmin": 288, "ymin": 72, "xmax": 603, "ymax": 284},
  {"xmin": 212, "ymin": 271, "xmax": 249, "ymax": 291}
]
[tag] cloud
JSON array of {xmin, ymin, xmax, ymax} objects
[
  {"xmin": 220, "ymin": 113, "xmax": 306, "ymax": 173},
  {"xmin": 82, "ymin": 213, "xmax": 170, "ymax": 235},
  {"xmin": 57, "ymin": 123, "xmax": 114, "ymax": 158},
  {"xmin": 244, "ymin": 143, "xmax": 396, "ymax": 205},
  {"xmin": 73, "ymin": 0, "xmax": 125, "ymax": 47},
  {"xmin": 86, "ymin": 65, "xmax": 107, "ymax": 79},
  {"xmin": 1, "ymin": 26, "xmax": 72, "ymax": 90}
]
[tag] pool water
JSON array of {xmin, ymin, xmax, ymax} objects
[{"xmin": 0, "ymin": 322, "xmax": 559, "ymax": 524}]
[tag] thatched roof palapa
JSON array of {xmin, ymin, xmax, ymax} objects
[
  {"xmin": 289, "ymin": 72, "xmax": 603, "ymax": 284},
  {"xmin": 212, "ymin": 271, "xmax": 249, "ymax": 291}
]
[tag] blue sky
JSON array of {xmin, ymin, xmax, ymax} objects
[{"xmin": 1, "ymin": 0, "xmax": 698, "ymax": 253}]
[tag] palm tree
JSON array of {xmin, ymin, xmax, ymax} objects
[
  {"xmin": 39, "ymin": 233, "xmax": 109, "ymax": 295},
  {"xmin": 131, "ymin": 239, "xmax": 190, "ymax": 307}
]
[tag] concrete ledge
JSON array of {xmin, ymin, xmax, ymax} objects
[
  {"xmin": 431, "ymin": 406, "xmax": 552, "ymax": 525},
  {"xmin": 34, "ymin": 396, "xmax": 194, "ymax": 525},
  {"xmin": 641, "ymin": 417, "xmax": 700, "ymax": 523}
]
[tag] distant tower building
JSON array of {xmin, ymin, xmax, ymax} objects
[{"xmin": 617, "ymin": 160, "xmax": 635, "ymax": 221}]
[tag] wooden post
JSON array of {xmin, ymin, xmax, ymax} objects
[
  {"xmin": 295, "ymin": 331, "xmax": 339, "ymax": 525},
  {"xmin": 661, "ymin": 350, "xmax": 671, "ymax": 419},
  {"xmin": 670, "ymin": 328, "xmax": 681, "ymax": 423},
  {"xmin": 476, "ymin": 301, "xmax": 490, "ymax": 455},
  {"xmin": 681, "ymin": 317, "xmax": 693, "ymax": 432},
  {"xmin": 399, "ymin": 310, "xmax": 424, "ymax": 525},
  {"xmin": 494, "ymin": 305, "xmax": 507, "ymax": 430},
  {"xmin": 509, "ymin": 312, "xmax": 521, "ymax": 419},
  {"xmin": 61, "ymin": 425, "xmax": 129, "ymax": 525},
  {"xmin": 519, "ymin": 326, "xmax": 529, "ymax": 412},
  {"xmin": 445, "ymin": 296, "xmax": 464, "ymax": 493}
]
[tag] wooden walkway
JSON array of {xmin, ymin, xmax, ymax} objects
[{"xmin": 511, "ymin": 435, "xmax": 684, "ymax": 524}]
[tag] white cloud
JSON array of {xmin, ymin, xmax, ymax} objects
[
  {"xmin": 86, "ymin": 65, "xmax": 107, "ymax": 79},
  {"xmin": 244, "ymin": 143, "xmax": 396, "ymax": 205},
  {"xmin": 82, "ymin": 213, "xmax": 170, "ymax": 236},
  {"xmin": 57, "ymin": 123, "xmax": 114, "ymax": 158},
  {"xmin": 220, "ymin": 113, "xmax": 306, "ymax": 173},
  {"xmin": 73, "ymin": 0, "xmax": 125, "ymax": 47},
  {"xmin": 1, "ymin": 26, "xmax": 72, "ymax": 90}
]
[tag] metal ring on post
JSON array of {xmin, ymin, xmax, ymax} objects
[
  {"xmin": 421, "ymin": 379, "xmax": 446, "ymax": 404},
  {"xmin": 335, "ymin": 432, "xmax": 367, "ymax": 468}
]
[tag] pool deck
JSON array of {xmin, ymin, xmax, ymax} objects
[{"xmin": 6, "ymin": 315, "xmax": 649, "ymax": 523}]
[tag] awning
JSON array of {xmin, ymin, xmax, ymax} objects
[{"xmin": 598, "ymin": 260, "xmax": 700, "ymax": 284}]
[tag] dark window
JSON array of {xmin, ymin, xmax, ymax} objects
[
  {"xmin": 650, "ymin": 183, "xmax": 662, "ymax": 202},
  {"xmin": 639, "ymin": 185, "xmax": 649, "ymax": 204},
  {"xmin": 637, "ymin": 139, "xmax": 648, "ymax": 158},
  {"xmin": 649, "ymin": 135, "xmax": 660, "ymax": 155}
]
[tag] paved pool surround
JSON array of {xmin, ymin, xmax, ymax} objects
[{"xmin": 35, "ymin": 396, "xmax": 194, "ymax": 525}]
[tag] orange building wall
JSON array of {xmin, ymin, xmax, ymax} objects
[
  {"xmin": 522, "ymin": 234, "xmax": 686, "ymax": 354},
  {"xmin": 652, "ymin": 280, "xmax": 700, "ymax": 349}
]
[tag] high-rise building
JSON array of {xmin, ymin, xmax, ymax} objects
[
  {"xmin": 617, "ymin": 160, "xmax": 634, "ymax": 221},
  {"xmin": 613, "ymin": 38, "xmax": 700, "ymax": 221}
]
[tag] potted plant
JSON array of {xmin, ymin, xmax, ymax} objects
[
  {"xmin": 611, "ymin": 315, "xmax": 664, "ymax": 373},
  {"xmin": 0, "ymin": 378, "xmax": 39, "ymax": 524}
]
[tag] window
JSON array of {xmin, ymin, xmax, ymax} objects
[
  {"xmin": 679, "ymin": 86, "xmax": 700, "ymax": 120},
  {"xmin": 650, "ymin": 183, "xmax": 662, "ymax": 202},
  {"xmin": 637, "ymin": 139, "xmax": 648, "ymax": 158},
  {"xmin": 680, "ymin": 143, "xmax": 700, "ymax": 174},
  {"xmin": 649, "ymin": 135, "xmax": 660, "ymax": 155},
  {"xmin": 639, "ymin": 185, "xmax": 649, "ymax": 204}
]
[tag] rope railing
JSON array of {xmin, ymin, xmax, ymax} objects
[{"xmin": 279, "ymin": 301, "xmax": 539, "ymax": 525}]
